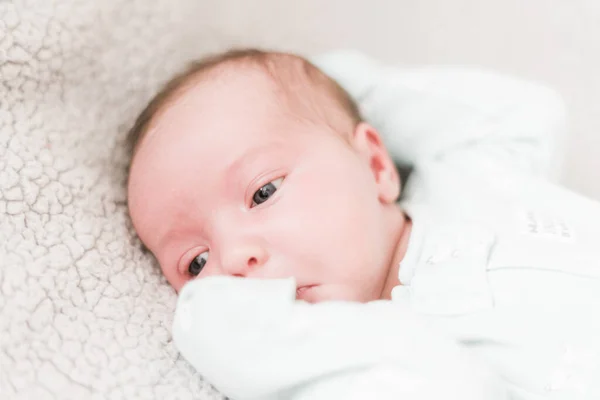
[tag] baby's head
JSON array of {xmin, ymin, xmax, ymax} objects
[{"xmin": 127, "ymin": 49, "xmax": 407, "ymax": 302}]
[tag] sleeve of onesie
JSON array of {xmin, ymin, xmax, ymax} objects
[
  {"xmin": 172, "ymin": 277, "xmax": 510, "ymax": 400},
  {"xmin": 311, "ymin": 50, "xmax": 567, "ymax": 182}
]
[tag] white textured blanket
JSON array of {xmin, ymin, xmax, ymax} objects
[{"xmin": 0, "ymin": 1, "xmax": 222, "ymax": 398}]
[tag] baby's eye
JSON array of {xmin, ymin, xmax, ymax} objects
[
  {"xmin": 188, "ymin": 251, "xmax": 209, "ymax": 276},
  {"xmin": 251, "ymin": 177, "xmax": 283, "ymax": 207}
]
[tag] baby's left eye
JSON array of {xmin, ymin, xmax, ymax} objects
[
  {"xmin": 252, "ymin": 177, "xmax": 283, "ymax": 207},
  {"xmin": 188, "ymin": 251, "xmax": 209, "ymax": 277}
]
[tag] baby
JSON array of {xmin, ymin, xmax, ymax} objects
[
  {"xmin": 127, "ymin": 49, "xmax": 600, "ymax": 399},
  {"xmin": 127, "ymin": 49, "xmax": 411, "ymax": 302}
]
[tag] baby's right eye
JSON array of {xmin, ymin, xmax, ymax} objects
[
  {"xmin": 251, "ymin": 177, "xmax": 284, "ymax": 207},
  {"xmin": 188, "ymin": 251, "xmax": 209, "ymax": 276}
]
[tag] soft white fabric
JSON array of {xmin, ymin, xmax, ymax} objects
[
  {"xmin": 324, "ymin": 51, "xmax": 600, "ymax": 398},
  {"xmin": 173, "ymin": 52, "xmax": 600, "ymax": 399},
  {"xmin": 313, "ymin": 50, "xmax": 567, "ymax": 182},
  {"xmin": 173, "ymin": 277, "xmax": 509, "ymax": 400},
  {"xmin": 392, "ymin": 204, "xmax": 600, "ymax": 399},
  {"xmin": 0, "ymin": 1, "xmax": 223, "ymax": 398}
]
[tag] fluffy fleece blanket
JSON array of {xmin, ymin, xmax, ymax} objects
[{"xmin": 0, "ymin": 1, "xmax": 223, "ymax": 398}]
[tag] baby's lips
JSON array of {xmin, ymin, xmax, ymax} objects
[{"xmin": 295, "ymin": 284, "xmax": 318, "ymax": 301}]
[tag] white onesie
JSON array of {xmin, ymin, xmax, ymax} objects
[{"xmin": 172, "ymin": 51, "xmax": 600, "ymax": 400}]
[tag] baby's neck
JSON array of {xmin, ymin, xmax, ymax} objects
[{"xmin": 379, "ymin": 207, "xmax": 412, "ymax": 300}]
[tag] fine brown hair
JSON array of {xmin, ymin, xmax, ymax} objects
[{"xmin": 126, "ymin": 48, "xmax": 363, "ymax": 163}]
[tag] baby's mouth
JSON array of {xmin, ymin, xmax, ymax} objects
[{"xmin": 296, "ymin": 285, "xmax": 317, "ymax": 300}]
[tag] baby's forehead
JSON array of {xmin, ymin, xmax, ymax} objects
[
  {"xmin": 175, "ymin": 60, "xmax": 349, "ymax": 130},
  {"xmin": 149, "ymin": 77, "xmax": 295, "ymax": 154},
  {"xmin": 175, "ymin": 74, "xmax": 297, "ymax": 135},
  {"xmin": 129, "ymin": 51, "xmax": 360, "ymax": 166}
]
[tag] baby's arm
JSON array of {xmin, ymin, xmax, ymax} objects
[
  {"xmin": 313, "ymin": 51, "xmax": 567, "ymax": 181},
  {"xmin": 172, "ymin": 277, "xmax": 509, "ymax": 400}
]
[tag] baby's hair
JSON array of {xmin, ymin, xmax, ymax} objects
[{"xmin": 126, "ymin": 48, "xmax": 363, "ymax": 161}]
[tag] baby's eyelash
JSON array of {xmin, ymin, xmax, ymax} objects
[
  {"xmin": 251, "ymin": 177, "xmax": 284, "ymax": 207},
  {"xmin": 188, "ymin": 251, "xmax": 209, "ymax": 276},
  {"xmin": 179, "ymin": 247, "xmax": 208, "ymax": 276}
]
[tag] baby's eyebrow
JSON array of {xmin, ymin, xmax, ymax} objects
[{"xmin": 224, "ymin": 144, "xmax": 281, "ymax": 179}]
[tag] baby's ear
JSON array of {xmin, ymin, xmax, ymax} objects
[{"xmin": 352, "ymin": 122, "xmax": 400, "ymax": 203}]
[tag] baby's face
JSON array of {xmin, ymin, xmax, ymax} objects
[{"xmin": 128, "ymin": 73, "xmax": 399, "ymax": 302}]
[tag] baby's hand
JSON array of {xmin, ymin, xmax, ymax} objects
[{"xmin": 175, "ymin": 276, "xmax": 296, "ymax": 340}]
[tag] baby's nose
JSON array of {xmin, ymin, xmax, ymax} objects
[{"xmin": 220, "ymin": 244, "xmax": 269, "ymax": 277}]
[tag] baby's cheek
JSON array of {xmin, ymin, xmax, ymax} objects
[
  {"xmin": 169, "ymin": 273, "xmax": 189, "ymax": 293},
  {"xmin": 160, "ymin": 260, "xmax": 195, "ymax": 292},
  {"xmin": 198, "ymin": 263, "xmax": 225, "ymax": 279}
]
